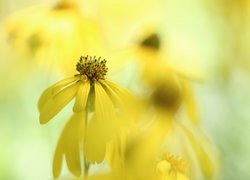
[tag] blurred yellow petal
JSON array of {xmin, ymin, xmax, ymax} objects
[
  {"xmin": 180, "ymin": 122, "xmax": 219, "ymax": 178},
  {"xmin": 106, "ymin": 130, "xmax": 127, "ymax": 170},
  {"xmin": 4, "ymin": 3, "xmax": 104, "ymax": 75},
  {"xmin": 84, "ymin": 81, "xmax": 117, "ymax": 163},
  {"xmin": 176, "ymin": 172, "xmax": 189, "ymax": 180},
  {"xmin": 161, "ymin": 121, "xmax": 219, "ymax": 179},
  {"xmin": 39, "ymin": 82, "xmax": 79, "ymax": 124},
  {"xmin": 180, "ymin": 80, "xmax": 199, "ymax": 124},
  {"xmin": 73, "ymin": 81, "xmax": 90, "ymax": 112},
  {"xmin": 38, "ymin": 76, "xmax": 78, "ymax": 110},
  {"xmin": 87, "ymin": 173, "xmax": 118, "ymax": 180},
  {"xmin": 53, "ymin": 112, "xmax": 85, "ymax": 178}
]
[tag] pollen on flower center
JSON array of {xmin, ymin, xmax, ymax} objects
[{"xmin": 76, "ymin": 55, "xmax": 108, "ymax": 81}]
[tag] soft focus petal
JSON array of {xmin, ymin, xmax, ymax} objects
[
  {"xmin": 106, "ymin": 130, "xmax": 127, "ymax": 170},
  {"xmin": 176, "ymin": 172, "xmax": 189, "ymax": 180},
  {"xmin": 39, "ymin": 82, "xmax": 79, "ymax": 124},
  {"xmin": 161, "ymin": 121, "xmax": 218, "ymax": 179},
  {"xmin": 180, "ymin": 122, "xmax": 218, "ymax": 178},
  {"xmin": 180, "ymin": 80, "xmax": 199, "ymax": 124}
]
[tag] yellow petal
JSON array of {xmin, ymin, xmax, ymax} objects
[
  {"xmin": 179, "ymin": 121, "xmax": 218, "ymax": 178},
  {"xmin": 64, "ymin": 112, "xmax": 85, "ymax": 177},
  {"xmin": 156, "ymin": 160, "xmax": 171, "ymax": 174},
  {"xmin": 53, "ymin": 112, "xmax": 85, "ymax": 178},
  {"xmin": 73, "ymin": 81, "xmax": 90, "ymax": 113},
  {"xmin": 84, "ymin": 81, "xmax": 117, "ymax": 163},
  {"xmin": 101, "ymin": 80, "xmax": 136, "ymax": 121},
  {"xmin": 52, "ymin": 137, "xmax": 64, "ymax": 178},
  {"xmin": 87, "ymin": 173, "xmax": 118, "ymax": 180},
  {"xmin": 38, "ymin": 76, "xmax": 78, "ymax": 111},
  {"xmin": 99, "ymin": 80, "xmax": 123, "ymax": 107},
  {"xmin": 176, "ymin": 172, "xmax": 190, "ymax": 180},
  {"xmin": 180, "ymin": 80, "xmax": 199, "ymax": 124},
  {"xmin": 39, "ymin": 82, "xmax": 79, "ymax": 124},
  {"xmin": 106, "ymin": 130, "xmax": 127, "ymax": 170},
  {"xmin": 51, "ymin": 76, "xmax": 79, "ymax": 96},
  {"xmin": 104, "ymin": 79, "xmax": 131, "ymax": 97}
]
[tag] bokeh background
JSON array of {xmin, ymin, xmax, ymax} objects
[{"xmin": 0, "ymin": 0, "xmax": 250, "ymax": 179}]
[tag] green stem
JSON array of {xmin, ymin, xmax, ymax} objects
[
  {"xmin": 84, "ymin": 109, "xmax": 90, "ymax": 178},
  {"xmin": 84, "ymin": 157, "xmax": 90, "ymax": 178}
]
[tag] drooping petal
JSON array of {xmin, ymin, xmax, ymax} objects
[
  {"xmin": 39, "ymin": 82, "xmax": 79, "ymax": 124},
  {"xmin": 180, "ymin": 80, "xmax": 199, "ymax": 124},
  {"xmin": 38, "ymin": 76, "xmax": 79, "ymax": 111},
  {"xmin": 73, "ymin": 81, "xmax": 90, "ymax": 113},
  {"xmin": 99, "ymin": 80, "xmax": 123, "ymax": 107},
  {"xmin": 101, "ymin": 79, "xmax": 140, "ymax": 127},
  {"xmin": 179, "ymin": 122, "xmax": 218, "ymax": 179},
  {"xmin": 64, "ymin": 112, "xmax": 85, "ymax": 177},
  {"xmin": 84, "ymin": 81, "xmax": 118, "ymax": 163},
  {"xmin": 52, "ymin": 137, "xmax": 64, "ymax": 178},
  {"xmin": 103, "ymin": 79, "xmax": 131, "ymax": 98},
  {"xmin": 106, "ymin": 130, "xmax": 127, "ymax": 170},
  {"xmin": 52, "ymin": 112, "xmax": 85, "ymax": 178}
]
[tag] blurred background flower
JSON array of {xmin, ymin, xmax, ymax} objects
[{"xmin": 0, "ymin": 0, "xmax": 250, "ymax": 180}]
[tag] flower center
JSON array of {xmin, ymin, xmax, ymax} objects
[
  {"xmin": 151, "ymin": 77, "xmax": 182, "ymax": 112},
  {"xmin": 76, "ymin": 55, "xmax": 108, "ymax": 81},
  {"xmin": 140, "ymin": 33, "xmax": 161, "ymax": 50}
]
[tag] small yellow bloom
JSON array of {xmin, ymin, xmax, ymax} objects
[
  {"xmin": 156, "ymin": 153, "xmax": 189, "ymax": 180},
  {"xmin": 38, "ymin": 55, "xmax": 132, "ymax": 178},
  {"xmin": 160, "ymin": 120, "xmax": 219, "ymax": 179}
]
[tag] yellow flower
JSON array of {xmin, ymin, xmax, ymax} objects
[
  {"xmin": 107, "ymin": 27, "xmax": 200, "ymax": 124},
  {"xmin": 137, "ymin": 30, "xmax": 200, "ymax": 124},
  {"xmin": 105, "ymin": 70, "xmax": 218, "ymax": 179},
  {"xmin": 87, "ymin": 0, "xmax": 165, "ymax": 49},
  {"xmin": 160, "ymin": 120, "xmax": 219, "ymax": 180},
  {"xmin": 92, "ymin": 129, "xmax": 190, "ymax": 180},
  {"xmin": 4, "ymin": 0, "xmax": 102, "ymax": 75},
  {"xmin": 38, "ymin": 55, "xmax": 132, "ymax": 178},
  {"xmin": 156, "ymin": 153, "xmax": 189, "ymax": 180}
]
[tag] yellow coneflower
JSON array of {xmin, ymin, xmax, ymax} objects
[
  {"xmin": 91, "ymin": 128, "xmax": 190, "ymax": 180},
  {"xmin": 38, "ymin": 55, "xmax": 132, "ymax": 178},
  {"xmin": 144, "ymin": 76, "xmax": 219, "ymax": 179},
  {"xmin": 159, "ymin": 120, "xmax": 219, "ymax": 180},
  {"xmin": 107, "ymin": 28, "xmax": 200, "ymax": 124},
  {"xmin": 136, "ymin": 30, "xmax": 200, "ymax": 124},
  {"xmin": 4, "ymin": 0, "xmax": 102, "ymax": 75}
]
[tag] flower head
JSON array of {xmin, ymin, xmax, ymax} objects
[
  {"xmin": 4, "ymin": 1, "xmax": 103, "ymax": 74},
  {"xmin": 38, "ymin": 55, "xmax": 132, "ymax": 178}
]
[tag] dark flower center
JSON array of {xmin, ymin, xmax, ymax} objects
[{"xmin": 76, "ymin": 55, "xmax": 108, "ymax": 81}]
